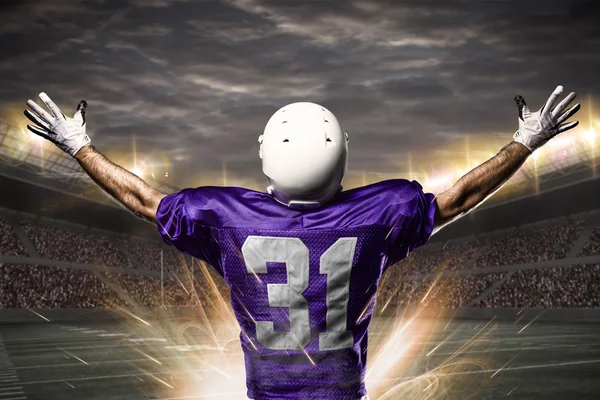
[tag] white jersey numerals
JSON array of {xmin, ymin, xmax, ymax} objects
[
  {"xmin": 241, "ymin": 236, "xmax": 357, "ymax": 351},
  {"xmin": 319, "ymin": 238, "xmax": 355, "ymax": 351},
  {"xmin": 242, "ymin": 237, "xmax": 311, "ymax": 350}
]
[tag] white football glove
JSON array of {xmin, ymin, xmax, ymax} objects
[
  {"xmin": 24, "ymin": 92, "xmax": 91, "ymax": 157},
  {"xmin": 512, "ymin": 85, "xmax": 580, "ymax": 152}
]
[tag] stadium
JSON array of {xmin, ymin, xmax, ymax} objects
[
  {"xmin": 1, "ymin": 104, "xmax": 600, "ymax": 400},
  {"xmin": 1, "ymin": 1, "xmax": 600, "ymax": 399}
]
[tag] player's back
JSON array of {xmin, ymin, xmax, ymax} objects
[{"xmin": 156, "ymin": 179, "xmax": 436, "ymax": 400}]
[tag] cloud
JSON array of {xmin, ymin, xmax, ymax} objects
[
  {"xmin": 116, "ymin": 25, "xmax": 172, "ymax": 37},
  {"xmin": 185, "ymin": 20, "xmax": 274, "ymax": 43},
  {"xmin": 0, "ymin": 0, "xmax": 93, "ymax": 35},
  {"xmin": 0, "ymin": 0, "xmax": 598, "ymax": 189}
]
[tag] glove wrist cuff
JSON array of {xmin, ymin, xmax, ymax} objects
[{"xmin": 513, "ymin": 130, "xmax": 535, "ymax": 152}]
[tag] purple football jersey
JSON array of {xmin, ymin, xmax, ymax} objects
[{"xmin": 156, "ymin": 179, "xmax": 436, "ymax": 400}]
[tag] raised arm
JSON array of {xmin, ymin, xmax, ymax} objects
[
  {"xmin": 433, "ymin": 85, "xmax": 581, "ymax": 234},
  {"xmin": 74, "ymin": 146, "xmax": 165, "ymax": 223},
  {"xmin": 24, "ymin": 92, "xmax": 165, "ymax": 223},
  {"xmin": 433, "ymin": 141, "xmax": 529, "ymax": 233}
]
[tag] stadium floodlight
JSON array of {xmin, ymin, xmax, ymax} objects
[
  {"xmin": 582, "ymin": 128, "xmax": 597, "ymax": 144},
  {"xmin": 131, "ymin": 166, "xmax": 144, "ymax": 178},
  {"xmin": 424, "ymin": 174, "xmax": 453, "ymax": 192},
  {"xmin": 1, "ymin": 108, "xmax": 599, "ymax": 206},
  {"xmin": 0, "ymin": 118, "xmax": 181, "ymax": 206}
]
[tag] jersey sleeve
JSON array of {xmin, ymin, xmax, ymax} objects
[
  {"xmin": 384, "ymin": 181, "xmax": 437, "ymax": 268},
  {"xmin": 155, "ymin": 188, "xmax": 223, "ymax": 275}
]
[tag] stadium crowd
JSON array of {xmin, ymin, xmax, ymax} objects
[
  {"xmin": 397, "ymin": 241, "xmax": 482, "ymax": 276},
  {"xmin": 469, "ymin": 220, "xmax": 586, "ymax": 269},
  {"xmin": 475, "ymin": 265, "xmax": 600, "ymax": 308},
  {"xmin": 580, "ymin": 219, "xmax": 600, "ymax": 256},
  {"xmin": 0, "ymin": 215, "xmax": 599, "ymax": 309},
  {"xmin": 0, "ymin": 264, "xmax": 125, "ymax": 308},
  {"xmin": 0, "ymin": 263, "xmax": 229, "ymax": 309},
  {"xmin": 0, "ymin": 217, "xmax": 28, "ymax": 256},
  {"xmin": 401, "ymin": 219, "xmax": 587, "ymax": 275},
  {"xmin": 125, "ymin": 239, "xmax": 187, "ymax": 272},
  {"xmin": 105, "ymin": 273, "xmax": 192, "ymax": 308},
  {"xmin": 21, "ymin": 221, "xmax": 134, "ymax": 268},
  {"xmin": 378, "ymin": 273, "xmax": 503, "ymax": 309}
]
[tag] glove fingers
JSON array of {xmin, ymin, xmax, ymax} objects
[
  {"xmin": 77, "ymin": 100, "xmax": 88, "ymax": 113},
  {"xmin": 24, "ymin": 109, "xmax": 50, "ymax": 130},
  {"xmin": 27, "ymin": 124, "xmax": 48, "ymax": 136},
  {"xmin": 541, "ymin": 85, "xmax": 564, "ymax": 114},
  {"xmin": 26, "ymin": 99, "xmax": 53, "ymax": 124},
  {"xmin": 27, "ymin": 124, "xmax": 57, "ymax": 143},
  {"xmin": 39, "ymin": 92, "xmax": 63, "ymax": 119},
  {"xmin": 514, "ymin": 95, "xmax": 528, "ymax": 121},
  {"xmin": 552, "ymin": 92, "xmax": 576, "ymax": 118},
  {"xmin": 556, "ymin": 103, "xmax": 580, "ymax": 125},
  {"xmin": 73, "ymin": 100, "xmax": 88, "ymax": 125},
  {"xmin": 557, "ymin": 120, "xmax": 579, "ymax": 134}
]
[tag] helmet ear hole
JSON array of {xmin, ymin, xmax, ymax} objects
[{"xmin": 283, "ymin": 139, "xmax": 289, "ymax": 143}]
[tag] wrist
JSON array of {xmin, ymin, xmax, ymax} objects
[
  {"xmin": 74, "ymin": 144, "xmax": 93, "ymax": 161},
  {"xmin": 511, "ymin": 139, "xmax": 533, "ymax": 155}
]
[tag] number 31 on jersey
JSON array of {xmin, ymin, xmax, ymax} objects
[{"xmin": 242, "ymin": 236, "xmax": 357, "ymax": 351}]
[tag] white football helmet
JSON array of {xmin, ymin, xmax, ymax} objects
[{"xmin": 258, "ymin": 102, "xmax": 349, "ymax": 209}]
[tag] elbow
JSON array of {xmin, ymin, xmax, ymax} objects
[
  {"xmin": 434, "ymin": 205, "xmax": 461, "ymax": 229},
  {"xmin": 437, "ymin": 188, "xmax": 467, "ymax": 217},
  {"xmin": 433, "ymin": 190, "xmax": 471, "ymax": 232},
  {"xmin": 130, "ymin": 190, "xmax": 165, "ymax": 223}
]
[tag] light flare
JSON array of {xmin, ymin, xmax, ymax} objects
[
  {"xmin": 101, "ymin": 238, "xmax": 504, "ymax": 400},
  {"xmin": 518, "ymin": 310, "xmax": 545, "ymax": 334},
  {"xmin": 27, "ymin": 308, "xmax": 51, "ymax": 322}
]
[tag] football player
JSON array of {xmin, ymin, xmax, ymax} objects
[{"xmin": 24, "ymin": 85, "xmax": 579, "ymax": 399}]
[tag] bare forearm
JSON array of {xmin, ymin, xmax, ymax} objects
[
  {"xmin": 74, "ymin": 145, "xmax": 165, "ymax": 222},
  {"xmin": 435, "ymin": 141, "xmax": 531, "ymax": 227}
]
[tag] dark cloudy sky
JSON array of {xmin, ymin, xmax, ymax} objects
[{"xmin": 0, "ymin": 0, "xmax": 599, "ymax": 189}]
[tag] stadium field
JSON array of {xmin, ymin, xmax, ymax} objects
[{"xmin": 0, "ymin": 318, "xmax": 598, "ymax": 400}]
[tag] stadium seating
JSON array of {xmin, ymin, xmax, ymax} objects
[
  {"xmin": 0, "ymin": 264, "xmax": 125, "ymax": 308},
  {"xmin": 470, "ymin": 220, "xmax": 586, "ymax": 269},
  {"xmin": 0, "ymin": 212, "xmax": 599, "ymax": 309},
  {"xmin": 0, "ymin": 217, "xmax": 28, "ymax": 256},
  {"xmin": 580, "ymin": 219, "xmax": 600, "ymax": 257},
  {"xmin": 474, "ymin": 265, "xmax": 600, "ymax": 308},
  {"xmin": 125, "ymin": 239, "xmax": 188, "ymax": 272},
  {"xmin": 378, "ymin": 273, "xmax": 503, "ymax": 309},
  {"xmin": 21, "ymin": 222, "xmax": 133, "ymax": 268}
]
